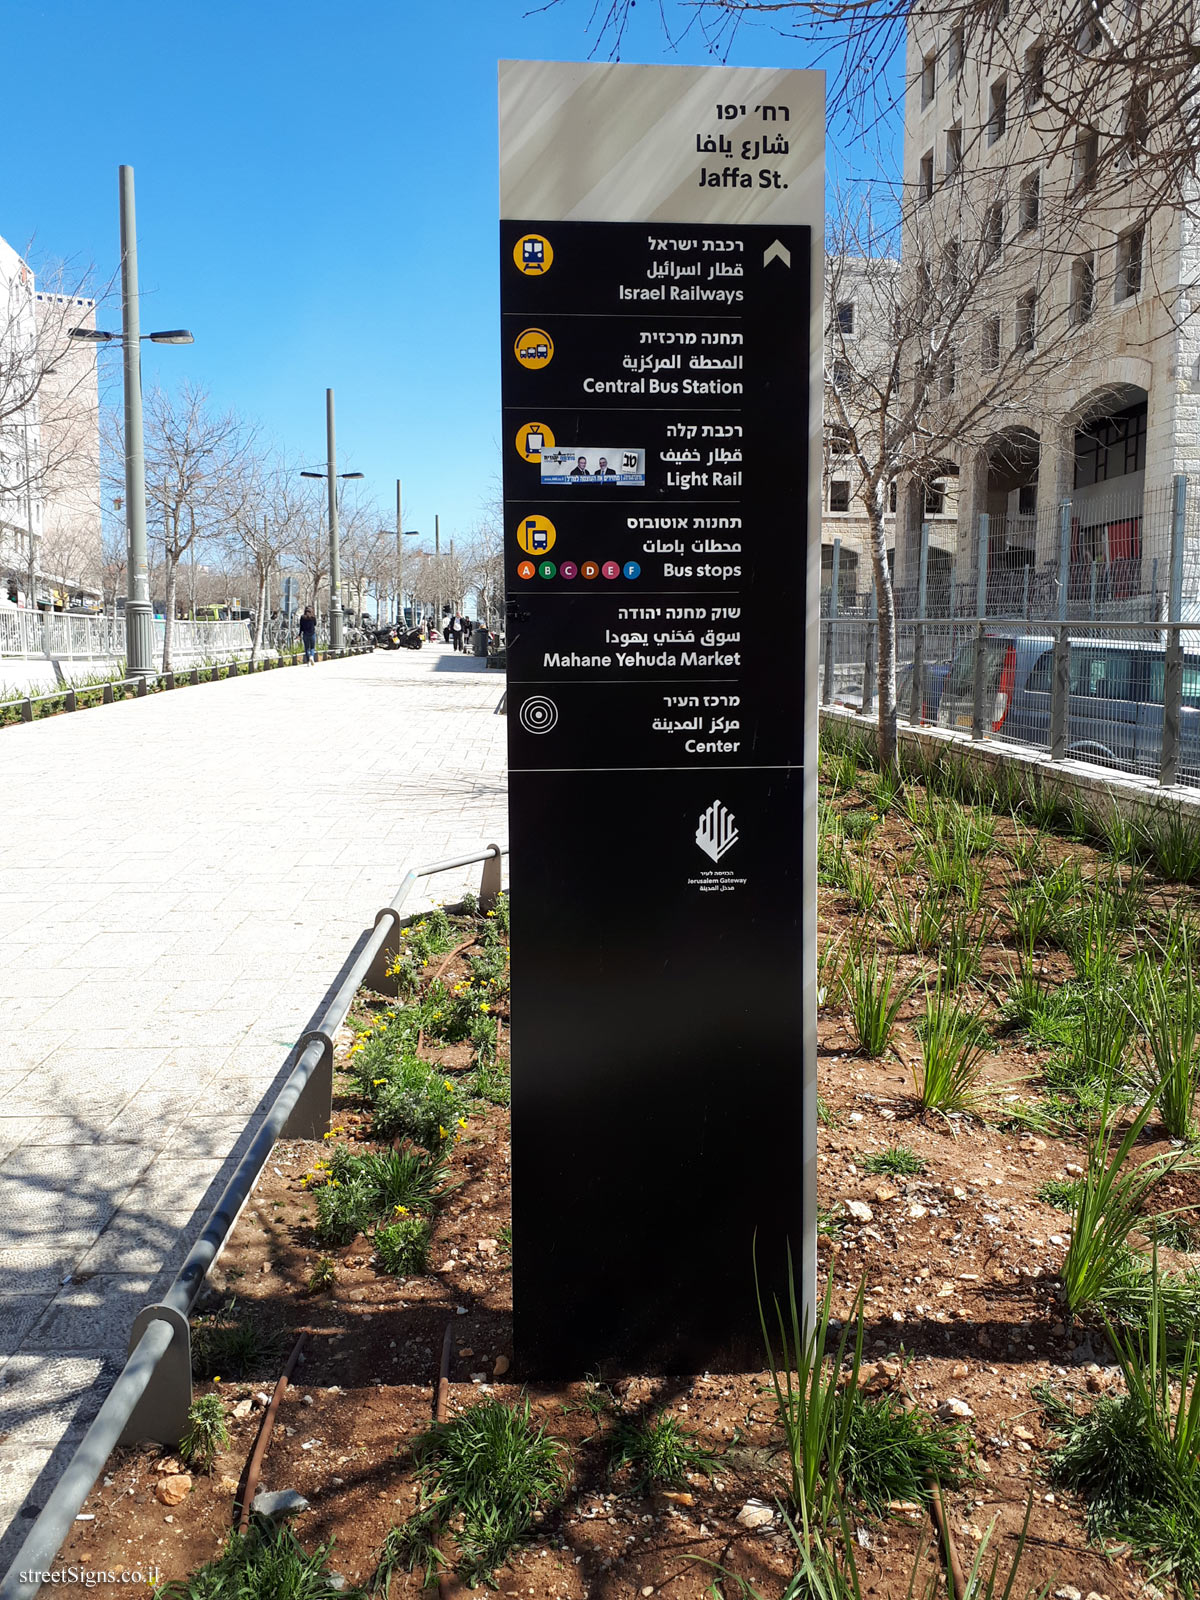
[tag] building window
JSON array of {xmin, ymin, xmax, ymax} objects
[
  {"xmin": 829, "ymin": 426, "xmax": 853, "ymax": 456},
  {"xmin": 988, "ymin": 78, "xmax": 1008, "ymax": 143},
  {"xmin": 1018, "ymin": 484, "xmax": 1038, "ymax": 516},
  {"xmin": 1079, "ymin": 0, "xmax": 1105, "ymax": 52},
  {"xmin": 948, "ymin": 25, "xmax": 964, "ymax": 77},
  {"xmin": 982, "ymin": 315, "xmax": 1002, "ymax": 370},
  {"xmin": 1015, "ymin": 288, "xmax": 1037, "ymax": 352},
  {"xmin": 944, "ymin": 240, "xmax": 961, "ymax": 293},
  {"xmin": 919, "ymin": 150, "xmax": 935, "ymax": 200},
  {"xmin": 1019, "ymin": 169, "xmax": 1040, "ymax": 231},
  {"xmin": 1074, "ymin": 401, "xmax": 1147, "ymax": 486},
  {"xmin": 917, "ymin": 257, "xmax": 933, "ymax": 312},
  {"xmin": 832, "ymin": 357, "xmax": 852, "ymax": 389},
  {"xmin": 1125, "ymin": 85, "xmax": 1150, "ymax": 153},
  {"xmin": 983, "ymin": 202, "xmax": 1004, "ymax": 264},
  {"xmin": 1074, "ymin": 129, "xmax": 1099, "ymax": 192},
  {"xmin": 829, "ymin": 479, "xmax": 851, "ymax": 513},
  {"xmin": 889, "ymin": 480, "xmax": 898, "ymax": 513},
  {"xmin": 940, "ymin": 346, "xmax": 957, "ymax": 398},
  {"xmin": 945, "ymin": 123, "xmax": 963, "ymax": 176},
  {"xmin": 1070, "ymin": 254, "xmax": 1096, "ymax": 324},
  {"xmin": 836, "ymin": 301, "xmax": 856, "ymax": 335},
  {"xmin": 1116, "ymin": 224, "xmax": 1144, "ymax": 300},
  {"xmin": 924, "ymin": 479, "xmax": 947, "ymax": 516},
  {"xmin": 1023, "ymin": 41, "xmax": 1046, "ymax": 107},
  {"xmin": 921, "ymin": 51, "xmax": 937, "ymax": 108}
]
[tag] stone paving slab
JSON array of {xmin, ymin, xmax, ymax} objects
[{"xmin": 0, "ymin": 645, "xmax": 508, "ymax": 1562}]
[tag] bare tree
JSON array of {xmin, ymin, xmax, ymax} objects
[
  {"xmin": 131, "ymin": 384, "xmax": 252, "ymax": 670},
  {"xmin": 218, "ymin": 460, "xmax": 308, "ymax": 663},
  {"xmin": 459, "ymin": 517, "xmax": 506, "ymax": 630}
]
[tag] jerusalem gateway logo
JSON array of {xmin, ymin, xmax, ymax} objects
[{"xmin": 695, "ymin": 799, "xmax": 739, "ymax": 863}]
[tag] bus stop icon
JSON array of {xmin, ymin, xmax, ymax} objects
[{"xmin": 516, "ymin": 515, "xmax": 556, "ymax": 557}]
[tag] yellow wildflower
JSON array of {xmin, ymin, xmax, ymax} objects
[
  {"xmin": 439, "ymin": 1126, "xmax": 448, "ymax": 1140},
  {"xmin": 457, "ymin": 1117, "xmax": 467, "ymax": 1129},
  {"xmin": 373, "ymin": 1078, "xmax": 386, "ymax": 1086},
  {"xmin": 395, "ymin": 1205, "xmax": 408, "ymax": 1215}
]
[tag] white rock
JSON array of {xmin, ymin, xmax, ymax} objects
[
  {"xmin": 846, "ymin": 1200, "xmax": 874, "ymax": 1222},
  {"xmin": 736, "ymin": 1498, "xmax": 775, "ymax": 1531},
  {"xmin": 937, "ymin": 1398, "xmax": 974, "ymax": 1420}
]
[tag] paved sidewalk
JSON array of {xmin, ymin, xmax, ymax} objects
[{"xmin": 0, "ymin": 645, "xmax": 508, "ymax": 1555}]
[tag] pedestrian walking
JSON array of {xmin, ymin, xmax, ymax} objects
[
  {"xmin": 451, "ymin": 614, "xmax": 463, "ymax": 652},
  {"xmin": 299, "ymin": 606, "xmax": 317, "ymax": 665}
]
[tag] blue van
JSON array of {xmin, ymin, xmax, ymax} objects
[{"xmin": 935, "ymin": 629, "xmax": 1200, "ymax": 779}]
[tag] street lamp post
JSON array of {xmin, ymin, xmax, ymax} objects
[
  {"xmin": 389, "ymin": 480, "xmax": 421, "ymax": 626},
  {"xmin": 69, "ymin": 164, "xmax": 193, "ymax": 680},
  {"xmin": 300, "ymin": 388, "xmax": 362, "ymax": 651}
]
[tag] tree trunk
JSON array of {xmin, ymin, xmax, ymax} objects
[
  {"xmin": 251, "ymin": 564, "xmax": 267, "ymax": 666},
  {"xmin": 163, "ymin": 553, "xmax": 177, "ymax": 673},
  {"xmin": 867, "ymin": 497, "xmax": 899, "ymax": 772}
]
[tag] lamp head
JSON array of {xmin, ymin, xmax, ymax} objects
[{"xmin": 148, "ymin": 330, "xmax": 194, "ymax": 345}]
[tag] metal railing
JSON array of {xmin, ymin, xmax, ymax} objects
[
  {"xmin": 0, "ymin": 611, "xmax": 254, "ymax": 660},
  {"xmin": 0, "ymin": 843, "xmax": 507, "ymax": 1599}
]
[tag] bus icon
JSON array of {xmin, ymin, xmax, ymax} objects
[{"xmin": 526, "ymin": 520, "xmax": 548, "ymax": 552}]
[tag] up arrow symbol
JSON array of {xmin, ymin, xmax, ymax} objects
[{"xmin": 763, "ymin": 239, "xmax": 791, "ymax": 268}]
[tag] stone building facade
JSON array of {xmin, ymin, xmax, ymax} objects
[
  {"xmin": 823, "ymin": 255, "xmax": 960, "ymax": 603},
  {"xmin": 0, "ymin": 231, "xmax": 101, "ymax": 610},
  {"xmin": 898, "ymin": 6, "xmax": 1200, "ymax": 606}
]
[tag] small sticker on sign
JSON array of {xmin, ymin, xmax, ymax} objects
[{"xmin": 540, "ymin": 447, "xmax": 645, "ymax": 486}]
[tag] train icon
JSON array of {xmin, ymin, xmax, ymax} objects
[{"xmin": 513, "ymin": 233, "xmax": 554, "ymax": 276}]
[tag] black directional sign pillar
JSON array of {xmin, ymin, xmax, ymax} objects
[{"xmin": 499, "ymin": 60, "xmax": 824, "ymax": 1374}]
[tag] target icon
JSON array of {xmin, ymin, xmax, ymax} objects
[{"xmin": 519, "ymin": 695, "xmax": 559, "ymax": 735}]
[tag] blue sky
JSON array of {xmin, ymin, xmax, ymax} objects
[{"xmin": 4, "ymin": 0, "xmax": 890, "ymax": 555}]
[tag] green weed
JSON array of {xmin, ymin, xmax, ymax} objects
[
  {"xmin": 861, "ymin": 1145, "xmax": 926, "ymax": 1177},
  {"xmin": 373, "ymin": 1214, "xmax": 431, "ymax": 1276},
  {"xmin": 157, "ymin": 1521, "xmax": 364, "ymax": 1599},
  {"xmin": 838, "ymin": 1389, "xmax": 974, "ymax": 1515},
  {"xmin": 404, "ymin": 1398, "xmax": 566, "ymax": 1587},
  {"xmin": 179, "ymin": 1394, "xmax": 229, "ymax": 1473},
  {"xmin": 607, "ymin": 1411, "xmax": 718, "ymax": 1492}
]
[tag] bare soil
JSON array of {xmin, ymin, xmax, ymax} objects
[{"xmin": 50, "ymin": 809, "xmax": 1200, "ymax": 1600}]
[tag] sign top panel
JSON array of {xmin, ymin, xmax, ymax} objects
[{"xmin": 499, "ymin": 59, "xmax": 824, "ymax": 226}]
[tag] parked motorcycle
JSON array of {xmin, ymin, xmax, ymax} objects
[{"xmin": 370, "ymin": 623, "xmax": 423, "ymax": 650}]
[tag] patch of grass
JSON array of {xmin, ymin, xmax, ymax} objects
[
  {"xmin": 861, "ymin": 1145, "xmax": 926, "ymax": 1177},
  {"xmin": 1037, "ymin": 1177, "xmax": 1081, "ymax": 1212},
  {"xmin": 157, "ymin": 1521, "xmax": 364, "ymax": 1599},
  {"xmin": 191, "ymin": 1300, "xmax": 282, "ymax": 1380},
  {"xmin": 179, "ymin": 1394, "xmax": 229, "ymax": 1473},
  {"xmin": 882, "ymin": 882, "xmax": 949, "ymax": 957},
  {"xmin": 757, "ymin": 1245, "xmax": 865, "ymax": 1527},
  {"xmin": 817, "ymin": 1094, "xmax": 839, "ymax": 1127},
  {"xmin": 1061, "ymin": 1084, "xmax": 1186, "ymax": 1317},
  {"xmin": 312, "ymin": 1145, "xmax": 447, "ymax": 1247},
  {"xmin": 843, "ymin": 856, "xmax": 879, "ymax": 913},
  {"xmin": 373, "ymin": 1213, "xmax": 431, "ymax": 1276},
  {"xmin": 607, "ymin": 1411, "xmax": 718, "ymax": 1492},
  {"xmin": 838, "ymin": 1389, "xmax": 974, "ymax": 1516},
  {"xmin": 915, "ymin": 977, "xmax": 990, "ymax": 1113},
  {"xmin": 847, "ymin": 951, "xmax": 914, "ymax": 1059},
  {"xmin": 1142, "ymin": 806, "xmax": 1200, "ymax": 885},
  {"xmin": 402, "ymin": 1397, "xmax": 567, "ymax": 1587},
  {"xmin": 940, "ymin": 907, "xmax": 991, "ymax": 988},
  {"xmin": 1050, "ymin": 1264, "xmax": 1200, "ymax": 1595},
  {"xmin": 1131, "ymin": 931, "xmax": 1200, "ymax": 1142}
]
